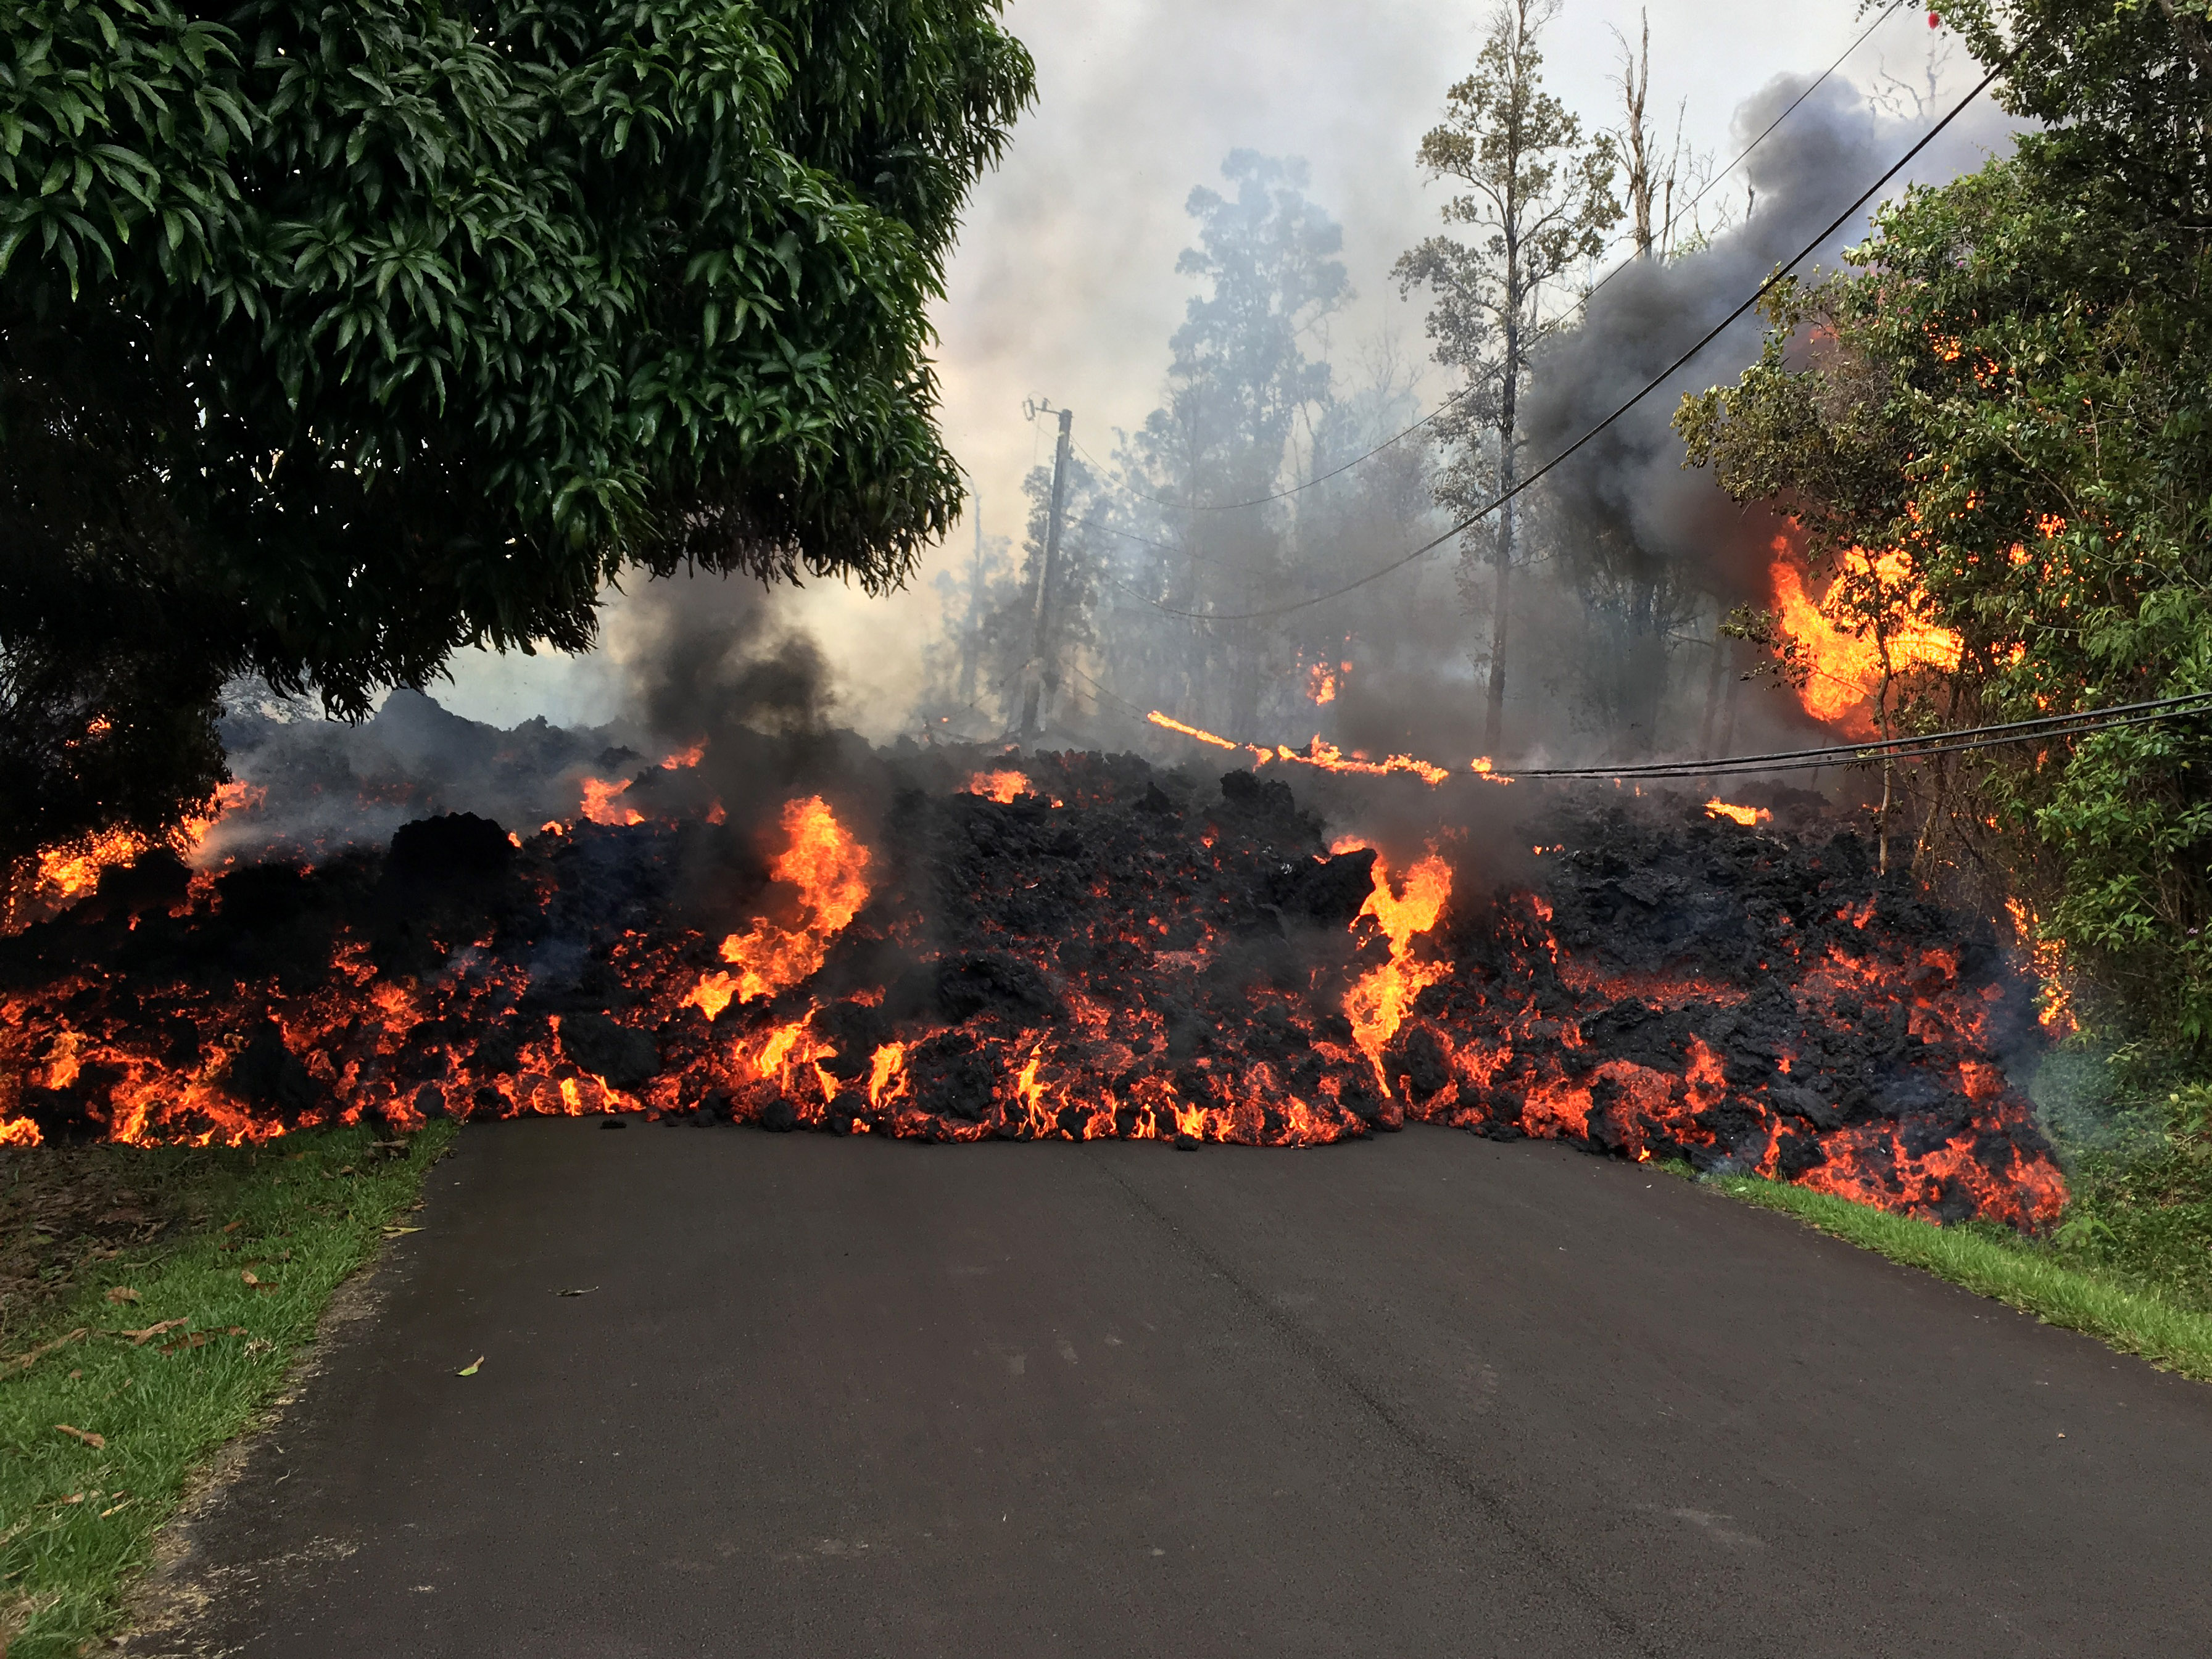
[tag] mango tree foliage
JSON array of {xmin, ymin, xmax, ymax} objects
[
  {"xmin": 1677, "ymin": 0, "xmax": 2212, "ymax": 1042},
  {"xmin": 0, "ymin": 0, "xmax": 1032, "ymax": 863}
]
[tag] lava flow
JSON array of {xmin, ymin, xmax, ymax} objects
[{"xmin": 0, "ymin": 750, "xmax": 2065, "ymax": 1230}]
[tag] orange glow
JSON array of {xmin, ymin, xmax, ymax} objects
[
  {"xmin": 966, "ymin": 769, "xmax": 1034, "ymax": 804},
  {"xmin": 684, "ymin": 972, "xmax": 740, "ymax": 1022},
  {"xmin": 660, "ymin": 741, "xmax": 706, "ymax": 771},
  {"xmin": 868, "ymin": 1042, "xmax": 909, "ymax": 1111},
  {"xmin": 1267, "ymin": 738, "xmax": 1449, "ymax": 788},
  {"xmin": 706, "ymin": 797, "xmax": 872, "ymax": 1006},
  {"xmin": 580, "ymin": 776, "xmax": 645, "ymax": 826},
  {"xmin": 1769, "ymin": 541, "xmax": 1962, "ymax": 730},
  {"xmin": 6, "ymin": 779, "xmax": 266, "ymax": 934},
  {"xmin": 1704, "ymin": 799, "xmax": 1771, "ymax": 828},
  {"xmin": 1468, "ymin": 758, "xmax": 1514, "ymax": 785},
  {"xmin": 1307, "ymin": 660, "xmax": 1351, "ymax": 705},
  {"xmin": 1146, "ymin": 711, "xmax": 1240, "ymax": 750},
  {"xmin": 1344, "ymin": 849, "xmax": 1454, "ymax": 1088},
  {"xmin": 2005, "ymin": 897, "xmax": 2074, "ymax": 1037}
]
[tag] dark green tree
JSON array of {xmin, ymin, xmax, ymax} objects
[
  {"xmin": 0, "ymin": 0, "xmax": 1033, "ymax": 867},
  {"xmin": 1110, "ymin": 150, "xmax": 1348, "ymax": 735},
  {"xmin": 1394, "ymin": 0, "xmax": 1619, "ymax": 752},
  {"xmin": 1677, "ymin": 0, "xmax": 2212, "ymax": 1041}
]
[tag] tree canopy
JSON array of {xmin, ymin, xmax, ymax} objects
[{"xmin": 0, "ymin": 0, "xmax": 1033, "ymax": 864}]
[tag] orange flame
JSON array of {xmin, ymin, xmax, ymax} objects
[
  {"xmin": 6, "ymin": 780, "xmax": 267, "ymax": 934},
  {"xmin": 1146, "ymin": 711, "xmax": 1240, "ymax": 750},
  {"xmin": 1704, "ymin": 799, "xmax": 1771, "ymax": 828},
  {"xmin": 1269, "ymin": 739, "xmax": 1449, "ymax": 788},
  {"xmin": 1770, "ymin": 542, "xmax": 1962, "ymax": 731},
  {"xmin": 2005, "ymin": 897, "xmax": 2074, "ymax": 1036},
  {"xmin": 660, "ymin": 742, "xmax": 706, "ymax": 771},
  {"xmin": 1306, "ymin": 660, "xmax": 1351, "ymax": 705},
  {"xmin": 1344, "ymin": 849, "xmax": 1454, "ymax": 1088},
  {"xmin": 702, "ymin": 797, "xmax": 871, "ymax": 1007},
  {"xmin": 580, "ymin": 776, "xmax": 645, "ymax": 827},
  {"xmin": 966, "ymin": 769, "xmax": 1033, "ymax": 804}
]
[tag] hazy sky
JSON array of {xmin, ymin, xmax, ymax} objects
[{"xmin": 437, "ymin": 0, "xmax": 1977, "ymax": 735}]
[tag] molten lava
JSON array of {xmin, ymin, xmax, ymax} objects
[
  {"xmin": 580, "ymin": 776, "xmax": 646, "ymax": 827},
  {"xmin": 966, "ymin": 769, "xmax": 1034, "ymax": 804},
  {"xmin": 0, "ymin": 750, "xmax": 2066, "ymax": 1232}
]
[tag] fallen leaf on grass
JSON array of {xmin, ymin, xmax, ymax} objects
[
  {"xmin": 553, "ymin": 1288, "xmax": 598, "ymax": 1297},
  {"xmin": 119, "ymin": 1320, "xmax": 188, "ymax": 1347},
  {"xmin": 222, "ymin": 1220, "xmax": 243, "ymax": 1234},
  {"xmin": 239, "ymin": 1270, "xmax": 278, "ymax": 1291},
  {"xmin": 55, "ymin": 1424, "xmax": 105, "ymax": 1449},
  {"xmin": 104, "ymin": 1287, "xmax": 140, "ymax": 1305},
  {"xmin": 382, "ymin": 1226, "xmax": 423, "ymax": 1237},
  {"xmin": 456, "ymin": 1356, "xmax": 484, "ymax": 1377},
  {"xmin": 6, "ymin": 1328, "xmax": 88, "ymax": 1373},
  {"xmin": 57, "ymin": 1493, "xmax": 83, "ymax": 1506},
  {"xmin": 101, "ymin": 1497, "xmax": 134, "ymax": 1518}
]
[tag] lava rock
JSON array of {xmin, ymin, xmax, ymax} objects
[
  {"xmin": 558, "ymin": 1012, "xmax": 659, "ymax": 1090},
  {"xmin": 1265, "ymin": 848, "xmax": 1378, "ymax": 929},
  {"xmin": 224, "ymin": 1019, "xmax": 317, "ymax": 1117},
  {"xmin": 387, "ymin": 813, "xmax": 515, "ymax": 882},
  {"xmin": 935, "ymin": 953, "xmax": 1056, "ymax": 1022}
]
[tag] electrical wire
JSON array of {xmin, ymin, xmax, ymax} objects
[
  {"xmin": 1508, "ymin": 695, "xmax": 2212, "ymax": 780},
  {"xmin": 1129, "ymin": 54, "xmax": 2007, "ymax": 626},
  {"xmin": 1077, "ymin": 1, "xmax": 1915, "ymax": 520}
]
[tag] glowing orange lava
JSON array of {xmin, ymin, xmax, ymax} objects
[
  {"xmin": 966, "ymin": 769, "xmax": 1034, "ymax": 804},
  {"xmin": 580, "ymin": 776, "xmax": 645, "ymax": 826}
]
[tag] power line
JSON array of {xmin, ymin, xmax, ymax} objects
[
  {"xmin": 1510, "ymin": 695, "xmax": 2212, "ymax": 780},
  {"xmin": 1131, "ymin": 54, "xmax": 2007, "ymax": 626},
  {"xmin": 1079, "ymin": 2, "xmax": 1913, "ymax": 521}
]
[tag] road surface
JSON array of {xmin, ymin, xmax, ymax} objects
[{"xmin": 128, "ymin": 1120, "xmax": 2212, "ymax": 1657}]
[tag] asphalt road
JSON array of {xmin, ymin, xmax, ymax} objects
[{"xmin": 132, "ymin": 1120, "xmax": 2212, "ymax": 1658}]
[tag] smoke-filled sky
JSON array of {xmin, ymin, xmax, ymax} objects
[{"xmin": 436, "ymin": 0, "xmax": 2001, "ymax": 738}]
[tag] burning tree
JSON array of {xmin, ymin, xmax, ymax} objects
[
  {"xmin": 1676, "ymin": 0, "xmax": 2212, "ymax": 1046},
  {"xmin": 0, "ymin": 0, "xmax": 1035, "ymax": 871}
]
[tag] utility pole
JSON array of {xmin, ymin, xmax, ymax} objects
[
  {"xmin": 1021, "ymin": 403, "xmax": 1074, "ymax": 740},
  {"xmin": 956, "ymin": 475, "xmax": 983, "ymax": 708}
]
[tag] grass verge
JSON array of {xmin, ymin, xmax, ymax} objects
[
  {"xmin": 1701, "ymin": 1169, "xmax": 2212, "ymax": 1384},
  {"xmin": 0, "ymin": 1122, "xmax": 454, "ymax": 1656}
]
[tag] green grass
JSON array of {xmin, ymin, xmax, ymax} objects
[
  {"xmin": 0, "ymin": 1122, "xmax": 454, "ymax": 1656},
  {"xmin": 1697, "ymin": 1169, "xmax": 2212, "ymax": 1383},
  {"xmin": 1668, "ymin": 1038, "xmax": 2212, "ymax": 1386}
]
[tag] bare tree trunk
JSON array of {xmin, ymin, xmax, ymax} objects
[
  {"xmin": 1618, "ymin": 10, "xmax": 1654, "ymax": 256},
  {"xmin": 1487, "ymin": 246, "xmax": 1521, "ymax": 754},
  {"xmin": 1698, "ymin": 609, "xmax": 1726, "ymax": 756}
]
